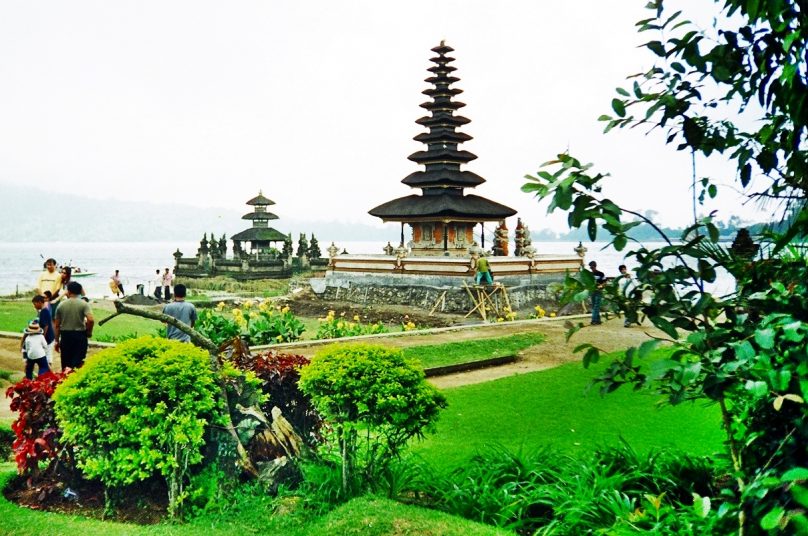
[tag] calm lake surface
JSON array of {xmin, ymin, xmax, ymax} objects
[{"xmin": 0, "ymin": 240, "xmax": 734, "ymax": 298}]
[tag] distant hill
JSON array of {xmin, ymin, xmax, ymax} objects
[{"xmin": 0, "ymin": 183, "xmax": 392, "ymax": 242}]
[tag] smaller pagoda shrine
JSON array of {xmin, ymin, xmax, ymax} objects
[
  {"xmin": 231, "ymin": 191, "xmax": 288, "ymax": 257},
  {"xmin": 369, "ymin": 42, "xmax": 516, "ymax": 256},
  {"xmin": 173, "ymin": 191, "xmax": 327, "ymax": 280}
]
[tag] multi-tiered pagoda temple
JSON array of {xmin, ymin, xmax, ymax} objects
[
  {"xmin": 369, "ymin": 41, "xmax": 516, "ymax": 256},
  {"xmin": 231, "ymin": 191, "xmax": 288, "ymax": 256}
]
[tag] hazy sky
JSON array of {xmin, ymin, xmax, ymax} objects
[{"xmin": 0, "ymin": 1, "xmax": 764, "ymax": 232}]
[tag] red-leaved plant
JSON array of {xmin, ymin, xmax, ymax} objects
[
  {"xmin": 5, "ymin": 371, "xmax": 71, "ymax": 483},
  {"xmin": 232, "ymin": 349, "xmax": 324, "ymax": 448}
]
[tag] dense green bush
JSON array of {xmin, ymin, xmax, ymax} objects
[
  {"xmin": 53, "ymin": 336, "xmax": 219, "ymax": 515},
  {"xmin": 0, "ymin": 422, "xmax": 14, "ymax": 462},
  {"xmin": 299, "ymin": 343, "xmax": 446, "ymax": 496}
]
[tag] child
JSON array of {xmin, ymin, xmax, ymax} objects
[
  {"xmin": 22, "ymin": 320, "xmax": 50, "ymax": 380},
  {"xmin": 32, "ymin": 295, "xmax": 55, "ymax": 365}
]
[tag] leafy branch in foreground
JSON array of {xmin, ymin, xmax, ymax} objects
[{"xmin": 524, "ymin": 1, "xmax": 807, "ymax": 534}]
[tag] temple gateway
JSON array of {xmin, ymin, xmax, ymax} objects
[{"xmin": 369, "ymin": 42, "xmax": 516, "ymax": 256}]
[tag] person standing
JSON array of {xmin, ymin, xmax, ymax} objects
[
  {"xmin": 53, "ymin": 281, "xmax": 94, "ymax": 370},
  {"xmin": 617, "ymin": 265, "xmax": 640, "ymax": 327},
  {"xmin": 162, "ymin": 284, "xmax": 197, "ymax": 342},
  {"xmin": 162, "ymin": 268, "xmax": 173, "ymax": 301},
  {"xmin": 153, "ymin": 269, "xmax": 163, "ymax": 301},
  {"xmin": 22, "ymin": 320, "xmax": 50, "ymax": 380},
  {"xmin": 588, "ymin": 261, "xmax": 606, "ymax": 325},
  {"xmin": 111, "ymin": 269, "xmax": 125, "ymax": 297},
  {"xmin": 32, "ymin": 295, "xmax": 55, "ymax": 365},
  {"xmin": 474, "ymin": 255, "xmax": 493, "ymax": 285},
  {"xmin": 35, "ymin": 258, "xmax": 61, "ymax": 297}
]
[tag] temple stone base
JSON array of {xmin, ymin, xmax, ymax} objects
[{"xmin": 309, "ymin": 256, "xmax": 580, "ymax": 314}]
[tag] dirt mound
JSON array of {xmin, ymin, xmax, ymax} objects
[{"xmin": 283, "ymin": 297, "xmax": 463, "ymax": 329}]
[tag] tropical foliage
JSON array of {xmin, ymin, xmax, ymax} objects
[
  {"xmin": 523, "ymin": 1, "xmax": 807, "ymax": 533},
  {"xmin": 196, "ymin": 300, "xmax": 305, "ymax": 346}
]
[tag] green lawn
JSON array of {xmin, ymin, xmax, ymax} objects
[
  {"xmin": 0, "ymin": 467, "xmax": 507, "ymax": 536},
  {"xmin": 403, "ymin": 333, "xmax": 545, "ymax": 369},
  {"xmin": 0, "ymin": 300, "xmax": 162, "ymax": 341},
  {"xmin": 412, "ymin": 349, "xmax": 726, "ymax": 471}
]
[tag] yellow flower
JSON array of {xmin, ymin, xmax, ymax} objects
[
  {"xmin": 276, "ymin": 335, "xmax": 283, "ymax": 342},
  {"xmin": 258, "ymin": 302, "xmax": 268, "ymax": 312},
  {"xmin": 249, "ymin": 311, "xmax": 259, "ymax": 319},
  {"xmin": 232, "ymin": 308, "xmax": 242, "ymax": 317},
  {"xmin": 243, "ymin": 300, "xmax": 254, "ymax": 308},
  {"xmin": 281, "ymin": 306, "xmax": 290, "ymax": 314},
  {"xmin": 550, "ymin": 312, "xmax": 557, "ymax": 317},
  {"xmin": 216, "ymin": 301, "xmax": 226, "ymax": 311},
  {"xmin": 353, "ymin": 314, "xmax": 360, "ymax": 322},
  {"xmin": 496, "ymin": 317, "xmax": 504, "ymax": 323}
]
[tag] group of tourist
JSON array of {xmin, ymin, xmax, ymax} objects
[
  {"xmin": 22, "ymin": 260, "xmax": 196, "ymax": 380},
  {"xmin": 153, "ymin": 267, "xmax": 174, "ymax": 302},
  {"xmin": 25, "ymin": 260, "xmax": 94, "ymax": 379}
]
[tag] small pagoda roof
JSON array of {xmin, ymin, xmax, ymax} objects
[
  {"xmin": 246, "ymin": 192, "xmax": 276, "ymax": 206},
  {"xmin": 431, "ymin": 43, "xmax": 454, "ymax": 54},
  {"xmin": 242, "ymin": 211, "xmax": 279, "ymax": 221},
  {"xmin": 231, "ymin": 227, "xmax": 288, "ymax": 242},
  {"xmin": 401, "ymin": 169, "xmax": 485, "ymax": 188},
  {"xmin": 420, "ymin": 100, "xmax": 466, "ymax": 111},
  {"xmin": 369, "ymin": 193, "xmax": 516, "ymax": 222}
]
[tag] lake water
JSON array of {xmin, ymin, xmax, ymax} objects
[{"xmin": 0, "ymin": 240, "xmax": 735, "ymax": 298}]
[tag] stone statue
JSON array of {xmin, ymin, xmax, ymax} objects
[
  {"xmin": 574, "ymin": 241, "xmax": 588, "ymax": 258},
  {"xmin": 220, "ymin": 234, "xmax": 227, "ymax": 258},
  {"xmin": 209, "ymin": 234, "xmax": 219, "ymax": 258},
  {"xmin": 492, "ymin": 221, "xmax": 509, "ymax": 256},
  {"xmin": 383, "ymin": 241, "xmax": 395, "ymax": 255},
  {"xmin": 514, "ymin": 218, "xmax": 526, "ymax": 257}
]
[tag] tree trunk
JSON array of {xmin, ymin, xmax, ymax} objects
[{"xmin": 107, "ymin": 301, "xmax": 258, "ymax": 477}]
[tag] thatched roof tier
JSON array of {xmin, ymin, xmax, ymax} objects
[
  {"xmin": 369, "ymin": 193, "xmax": 515, "ymax": 222},
  {"xmin": 231, "ymin": 227, "xmax": 288, "ymax": 242},
  {"xmin": 401, "ymin": 169, "xmax": 485, "ymax": 188},
  {"xmin": 415, "ymin": 113, "xmax": 470, "ymax": 128},
  {"xmin": 246, "ymin": 192, "xmax": 275, "ymax": 206},
  {"xmin": 413, "ymin": 129, "xmax": 472, "ymax": 144},
  {"xmin": 407, "ymin": 148, "xmax": 477, "ymax": 165},
  {"xmin": 241, "ymin": 211, "xmax": 279, "ymax": 221}
]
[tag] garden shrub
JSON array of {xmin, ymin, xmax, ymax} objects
[
  {"xmin": 53, "ymin": 336, "xmax": 219, "ymax": 515},
  {"xmin": 5, "ymin": 371, "xmax": 71, "ymax": 481},
  {"xmin": 0, "ymin": 422, "xmax": 16, "ymax": 462},
  {"xmin": 299, "ymin": 343, "xmax": 446, "ymax": 496},
  {"xmin": 196, "ymin": 301, "xmax": 304, "ymax": 345},
  {"xmin": 315, "ymin": 310, "xmax": 388, "ymax": 339},
  {"xmin": 229, "ymin": 349, "xmax": 324, "ymax": 449}
]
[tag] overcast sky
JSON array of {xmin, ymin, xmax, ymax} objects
[{"xmin": 0, "ymin": 1, "xmax": 764, "ymax": 232}]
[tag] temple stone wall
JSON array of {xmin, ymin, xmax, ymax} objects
[{"xmin": 306, "ymin": 272, "xmax": 576, "ymax": 314}]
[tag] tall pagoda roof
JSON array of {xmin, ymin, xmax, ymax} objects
[
  {"xmin": 246, "ymin": 191, "xmax": 275, "ymax": 206},
  {"xmin": 369, "ymin": 193, "xmax": 515, "ymax": 223},
  {"xmin": 369, "ymin": 41, "xmax": 516, "ymax": 223}
]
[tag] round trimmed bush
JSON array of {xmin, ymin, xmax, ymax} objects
[{"xmin": 53, "ymin": 336, "xmax": 218, "ymax": 511}]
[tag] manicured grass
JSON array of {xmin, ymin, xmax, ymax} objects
[
  {"xmin": 403, "ymin": 333, "xmax": 545, "ymax": 369},
  {"xmin": 412, "ymin": 348, "xmax": 726, "ymax": 471},
  {"xmin": 0, "ymin": 300, "xmax": 162, "ymax": 341},
  {"xmin": 0, "ymin": 467, "xmax": 507, "ymax": 536}
]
